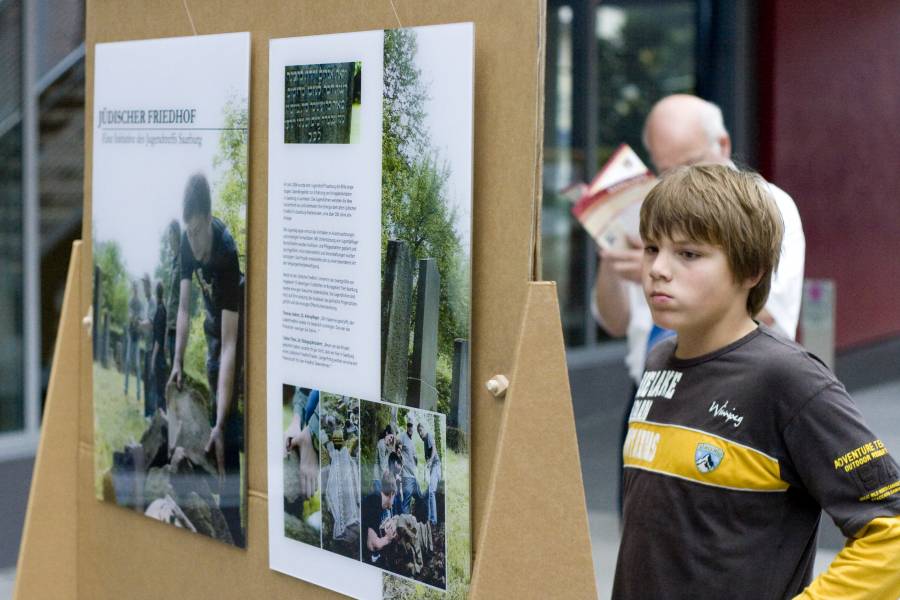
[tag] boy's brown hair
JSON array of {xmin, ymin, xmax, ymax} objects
[
  {"xmin": 381, "ymin": 470, "xmax": 397, "ymax": 496},
  {"xmin": 639, "ymin": 164, "xmax": 783, "ymax": 317}
]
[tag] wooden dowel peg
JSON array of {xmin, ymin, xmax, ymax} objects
[
  {"xmin": 82, "ymin": 306, "xmax": 93, "ymax": 332},
  {"xmin": 485, "ymin": 374, "xmax": 509, "ymax": 398}
]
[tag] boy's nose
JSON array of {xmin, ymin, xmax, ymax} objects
[{"xmin": 649, "ymin": 253, "xmax": 672, "ymax": 280}]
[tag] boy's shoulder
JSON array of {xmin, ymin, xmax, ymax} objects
[
  {"xmin": 647, "ymin": 325, "xmax": 841, "ymax": 407},
  {"xmin": 753, "ymin": 327, "xmax": 840, "ymax": 399}
]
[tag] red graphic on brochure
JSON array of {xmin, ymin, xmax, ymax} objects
[{"xmin": 566, "ymin": 144, "xmax": 658, "ymax": 250}]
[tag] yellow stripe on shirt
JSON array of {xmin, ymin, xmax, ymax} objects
[{"xmin": 623, "ymin": 421, "xmax": 789, "ymax": 492}]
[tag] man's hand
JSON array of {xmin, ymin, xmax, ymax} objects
[
  {"xmin": 167, "ymin": 362, "xmax": 183, "ymax": 391},
  {"xmin": 295, "ymin": 427, "xmax": 318, "ymax": 500},
  {"xmin": 205, "ymin": 423, "xmax": 226, "ymax": 482},
  {"xmin": 600, "ymin": 235, "xmax": 644, "ymax": 284}
]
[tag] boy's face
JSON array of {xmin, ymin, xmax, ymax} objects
[
  {"xmin": 184, "ymin": 213, "xmax": 213, "ymax": 263},
  {"xmin": 641, "ymin": 233, "xmax": 753, "ymax": 338}
]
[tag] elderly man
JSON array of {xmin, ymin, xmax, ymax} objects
[{"xmin": 594, "ymin": 94, "xmax": 805, "ymax": 512}]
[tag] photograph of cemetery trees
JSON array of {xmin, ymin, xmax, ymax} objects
[
  {"xmin": 380, "ymin": 26, "xmax": 472, "ymax": 598},
  {"xmin": 91, "ymin": 96, "xmax": 248, "ymax": 547}
]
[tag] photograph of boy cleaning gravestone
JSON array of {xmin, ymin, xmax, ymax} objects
[
  {"xmin": 93, "ymin": 169, "xmax": 249, "ymax": 548},
  {"xmin": 360, "ymin": 401, "xmax": 447, "ymax": 589}
]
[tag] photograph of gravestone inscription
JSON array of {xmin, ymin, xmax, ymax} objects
[
  {"xmin": 92, "ymin": 97, "xmax": 249, "ymax": 547},
  {"xmin": 379, "ymin": 25, "xmax": 472, "ymax": 598},
  {"xmin": 284, "ymin": 61, "xmax": 361, "ymax": 144},
  {"xmin": 282, "ymin": 385, "xmax": 322, "ymax": 547},
  {"xmin": 361, "ymin": 401, "xmax": 447, "ymax": 589}
]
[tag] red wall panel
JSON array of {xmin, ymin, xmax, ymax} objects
[{"xmin": 762, "ymin": 2, "xmax": 900, "ymax": 349}]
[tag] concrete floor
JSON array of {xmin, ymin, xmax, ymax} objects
[{"xmin": 579, "ymin": 378, "xmax": 900, "ymax": 598}]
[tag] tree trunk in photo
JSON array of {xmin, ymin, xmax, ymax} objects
[
  {"xmin": 101, "ymin": 311, "xmax": 110, "ymax": 368},
  {"xmin": 93, "ymin": 265, "xmax": 101, "ymax": 361},
  {"xmin": 450, "ymin": 338, "xmax": 470, "ymax": 442},
  {"xmin": 408, "ymin": 258, "xmax": 440, "ymax": 411},
  {"xmin": 381, "ymin": 240, "xmax": 413, "ymax": 405}
]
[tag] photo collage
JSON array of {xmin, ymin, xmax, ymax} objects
[{"xmin": 283, "ymin": 387, "xmax": 447, "ymax": 588}]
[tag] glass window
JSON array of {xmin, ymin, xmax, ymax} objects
[
  {"xmin": 596, "ymin": 3, "xmax": 696, "ymax": 169},
  {"xmin": 0, "ymin": 124, "xmax": 24, "ymax": 433},
  {"xmin": 543, "ymin": 5, "xmax": 591, "ymax": 346},
  {"xmin": 0, "ymin": 0, "xmax": 22, "ymax": 123},
  {"xmin": 541, "ymin": 1, "xmax": 697, "ymax": 349},
  {"xmin": 39, "ymin": 58, "xmax": 85, "ymax": 398},
  {"xmin": 0, "ymin": 0, "xmax": 24, "ymax": 433},
  {"xmin": 36, "ymin": 0, "xmax": 85, "ymax": 78},
  {"xmin": 0, "ymin": 0, "xmax": 21, "ymax": 123}
]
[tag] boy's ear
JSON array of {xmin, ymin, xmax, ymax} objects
[{"xmin": 742, "ymin": 271, "xmax": 764, "ymax": 290}]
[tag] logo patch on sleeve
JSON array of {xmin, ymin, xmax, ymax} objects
[
  {"xmin": 855, "ymin": 459, "xmax": 900, "ymax": 498},
  {"xmin": 695, "ymin": 443, "xmax": 725, "ymax": 474}
]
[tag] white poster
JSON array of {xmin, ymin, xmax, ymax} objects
[
  {"xmin": 91, "ymin": 33, "xmax": 251, "ymax": 547},
  {"xmin": 268, "ymin": 24, "xmax": 473, "ymax": 599}
]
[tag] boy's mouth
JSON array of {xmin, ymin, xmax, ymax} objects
[{"xmin": 649, "ymin": 291, "xmax": 674, "ymax": 304}]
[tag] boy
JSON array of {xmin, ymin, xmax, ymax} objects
[
  {"xmin": 362, "ymin": 471, "xmax": 399, "ymax": 564},
  {"xmin": 613, "ymin": 165, "xmax": 900, "ymax": 598},
  {"xmin": 168, "ymin": 172, "xmax": 245, "ymax": 547}
]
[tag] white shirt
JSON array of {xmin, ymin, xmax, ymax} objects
[{"xmin": 594, "ymin": 181, "xmax": 806, "ymax": 384}]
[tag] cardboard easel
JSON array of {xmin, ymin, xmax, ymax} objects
[{"xmin": 15, "ymin": 1, "xmax": 598, "ymax": 598}]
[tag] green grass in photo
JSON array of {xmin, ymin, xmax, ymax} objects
[
  {"xmin": 93, "ymin": 362, "xmax": 152, "ymax": 499},
  {"xmin": 383, "ymin": 446, "xmax": 470, "ymax": 598}
]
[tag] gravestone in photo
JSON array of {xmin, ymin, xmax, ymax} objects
[{"xmin": 284, "ymin": 62, "xmax": 356, "ymax": 144}]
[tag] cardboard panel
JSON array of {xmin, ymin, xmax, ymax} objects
[
  {"xmin": 14, "ymin": 242, "xmax": 81, "ymax": 600},
  {"xmin": 470, "ymin": 283, "xmax": 596, "ymax": 599},
  {"xmin": 74, "ymin": 1, "xmax": 550, "ymax": 597}
]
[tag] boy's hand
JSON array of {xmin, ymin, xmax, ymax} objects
[
  {"xmin": 383, "ymin": 519, "xmax": 397, "ymax": 540},
  {"xmin": 296, "ymin": 428, "xmax": 319, "ymax": 500},
  {"xmin": 284, "ymin": 414, "xmax": 302, "ymax": 454},
  {"xmin": 205, "ymin": 423, "xmax": 226, "ymax": 483},
  {"xmin": 600, "ymin": 235, "xmax": 644, "ymax": 284},
  {"xmin": 168, "ymin": 362, "xmax": 183, "ymax": 391}
]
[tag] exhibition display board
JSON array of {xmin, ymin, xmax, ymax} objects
[{"xmin": 15, "ymin": 1, "xmax": 597, "ymax": 598}]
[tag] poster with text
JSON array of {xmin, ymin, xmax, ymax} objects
[
  {"xmin": 268, "ymin": 23, "xmax": 473, "ymax": 599},
  {"xmin": 91, "ymin": 32, "xmax": 250, "ymax": 548}
]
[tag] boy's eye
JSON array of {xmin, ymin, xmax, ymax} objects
[
  {"xmin": 679, "ymin": 250, "xmax": 700, "ymax": 260},
  {"xmin": 644, "ymin": 245, "xmax": 658, "ymax": 255}
]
